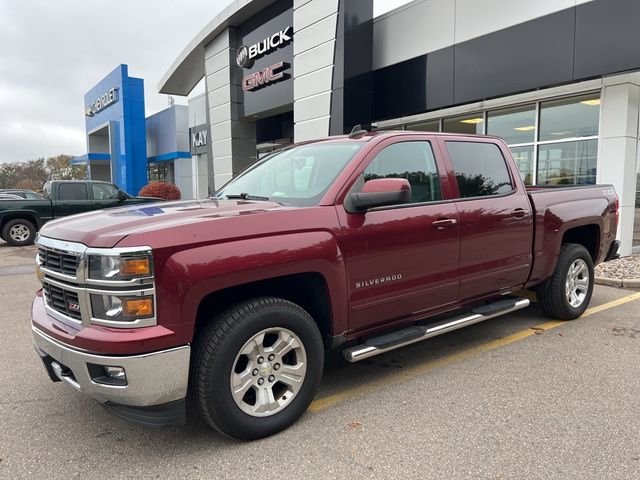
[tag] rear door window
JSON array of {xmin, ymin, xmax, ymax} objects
[
  {"xmin": 58, "ymin": 183, "xmax": 88, "ymax": 201},
  {"xmin": 445, "ymin": 141, "xmax": 513, "ymax": 198}
]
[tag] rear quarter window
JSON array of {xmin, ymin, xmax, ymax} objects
[{"xmin": 446, "ymin": 141, "xmax": 514, "ymax": 198}]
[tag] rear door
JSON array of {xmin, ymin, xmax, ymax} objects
[
  {"xmin": 336, "ymin": 137, "xmax": 460, "ymax": 333},
  {"xmin": 52, "ymin": 183, "xmax": 94, "ymax": 217},
  {"xmin": 440, "ymin": 138, "xmax": 533, "ymax": 300}
]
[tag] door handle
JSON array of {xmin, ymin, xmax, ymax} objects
[
  {"xmin": 511, "ymin": 208, "xmax": 529, "ymax": 218},
  {"xmin": 432, "ymin": 218, "xmax": 458, "ymax": 230}
]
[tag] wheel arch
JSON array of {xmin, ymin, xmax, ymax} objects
[
  {"xmin": 193, "ymin": 272, "xmax": 334, "ymax": 347},
  {"xmin": 560, "ymin": 223, "xmax": 600, "ymax": 262},
  {"xmin": 1, "ymin": 212, "xmax": 40, "ymax": 233}
]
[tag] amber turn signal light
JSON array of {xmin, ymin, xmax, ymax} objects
[
  {"xmin": 120, "ymin": 258, "xmax": 151, "ymax": 277},
  {"xmin": 122, "ymin": 297, "xmax": 154, "ymax": 317}
]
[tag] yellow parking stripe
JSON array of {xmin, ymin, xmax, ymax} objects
[{"xmin": 309, "ymin": 291, "xmax": 640, "ymax": 413}]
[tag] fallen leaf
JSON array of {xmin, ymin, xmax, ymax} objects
[{"xmin": 348, "ymin": 421, "xmax": 362, "ymax": 431}]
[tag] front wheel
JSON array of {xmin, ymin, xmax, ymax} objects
[
  {"xmin": 538, "ymin": 243, "xmax": 594, "ymax": 320},
  {"xmin": 2, "ymin": 218, "xmax": 36, "ymax": 246},
  {"xmin": 191, "ymin": 297, "xmax": 323, "ymax": 440}
]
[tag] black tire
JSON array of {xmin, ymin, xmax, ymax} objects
[
  {"xmin": 538, "ymin": 243, "xmax": 594, "ymax": 320},
  {"xmin": 191, "ymin": 297, "xmax": 324, "ymax": 440},
  {"xmin": 2, "ymin": 218, "xmax": 36, "ymax": 246}
]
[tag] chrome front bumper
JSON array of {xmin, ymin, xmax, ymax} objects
[{"xmin": 33, "ymin": 326, "xmax": 190, "ymax": 407}]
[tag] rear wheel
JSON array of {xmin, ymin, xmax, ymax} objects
[
  {"xmin": 538, "ymin": 243, "xmax": 594, "ymax": 320},
  {"xmin": 191, "ymin": 297, "xmax": 323, "ymax": 440},
  {"xmin": 2, "ymin": 218, "xmax": 36, "ymax": 246}
]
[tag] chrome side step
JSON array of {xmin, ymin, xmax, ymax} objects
[{"xmin": 343, "ymin": 298, "xmax": 530, "ymax": 363}]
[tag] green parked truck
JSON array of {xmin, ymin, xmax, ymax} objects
[{"xmin": 0, "ymin": 180, "xmax": 161, "ymax": 246}]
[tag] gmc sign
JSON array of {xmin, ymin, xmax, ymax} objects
[{"xmin": 242, "ymin": 62, "xmax": 290, "ymax": 92}]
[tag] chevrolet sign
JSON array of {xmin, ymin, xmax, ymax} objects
[{"xmin": 85, "ymin": 87, "xmax": 118, "ymax": 117}]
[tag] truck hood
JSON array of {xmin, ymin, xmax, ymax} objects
[{"xmin": 39, "ymin": 199, "xmax": 291, "ymax": 248}]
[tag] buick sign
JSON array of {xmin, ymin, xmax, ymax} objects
[{"xmin": 236, "ymin": 26, "xmax": 293, "ymax": 69}]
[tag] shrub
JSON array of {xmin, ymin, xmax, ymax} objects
[{"xmin": 138, "ymin": 182, "xmax": 181, "ymax": 201}]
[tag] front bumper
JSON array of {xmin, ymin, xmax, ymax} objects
[{"xmin": 33, "ymin": 326, "xmax": 190, "ymax": 410}]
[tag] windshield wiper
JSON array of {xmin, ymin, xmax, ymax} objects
[{"xmin": 225, "ymin": 193, "xmax": 270, "ymax": 201}]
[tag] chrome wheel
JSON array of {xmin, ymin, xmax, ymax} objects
[
  {"xmin": 230, "ymin": 327, "xmax": 307, "ymax": 417},
  {"xmin": 565, "ymin": 259, "xmax": 589, "ymax": 308},
  {"xmin": 9, "ymin": 224, "xmax": 30, "ymax": 242}
]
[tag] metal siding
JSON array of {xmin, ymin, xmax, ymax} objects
[
  {"xmin": 454, "ymin": 8, "xmax": 575, "ymax": 104},
  {"xmin": 574, "ymin": 0, "xmax": 640, "ymax": 79}
]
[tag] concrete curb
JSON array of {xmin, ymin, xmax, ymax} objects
[{"xmin": 594, "ymin": 276, "xmax": 640, "ymax": 288}]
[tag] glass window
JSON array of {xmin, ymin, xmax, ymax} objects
[
  {"xmin": 363, "ymin": 141, "xmax": 441, "ymax": 204},
  {"xmin": 487, "ymin": 104, "xmax": 536, "ymax": 144},
  {"xmin": 218, "ymin": 142, "xmax": 363, "ymax": 207},
  {"xmin": 406, "ymin": 120, "xmax": 439, "ymax": 132},
  {"xmin": 92, "ymin": 183, "xmax": 119, "ymax": 200},
  {"xmin": 446, "ymin": 141, "xmax": 514, "ymax": 198},
  {"xmin": 442, "ymin": 113, "xmax": 484, "ymax": 135},
  {"xmin": 58, "ymin": 183, "xmax": 88, "ymax": 201},
  {"xmin": 148, "ymin": 163, "xmax": 172, "ymax": 183},
  {"xmin": 537, "ymin": 140, "xmax": 597, "ymax": 185},
  {"xmin": 510, "ymin": 146, "xmax": 534, "ymax": 185},
  {"xmin": 539, "ymin": 94, "xmax": 600, "ymax": 141}
]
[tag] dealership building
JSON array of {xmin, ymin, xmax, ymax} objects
[{"xmin": 75, "ymin": 0, "xmax": 640, "ymax": 255}]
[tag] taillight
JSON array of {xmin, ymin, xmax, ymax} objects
[{"xmin": 614, "ymin": 193, "xmax": 620, "ymax": 228}]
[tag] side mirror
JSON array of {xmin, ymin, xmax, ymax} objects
[
  {"xmin": 117, "ymin": 190, "xmax": 128, "ymax": 202},
  {"xmin": 346, "ymin": 178, "xmax": 412, "ymax": 213}
]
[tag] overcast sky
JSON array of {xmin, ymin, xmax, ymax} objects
[{"xmin": 0, "ymin": 0, "xmax": 410, "ymax": 164}]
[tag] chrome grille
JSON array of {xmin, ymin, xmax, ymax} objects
[
  {"xmin": 42, "ymin": 282, "xmax": 82, "ymax": 321},
  {"xmin": 39, "ymin": 248, "xmax": 79, "ymax": 277}
]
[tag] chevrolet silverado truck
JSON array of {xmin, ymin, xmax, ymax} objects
[
  {"xmin": 31, "ymin": 131, "xmax": 620, "ymax": 440},
  {"xmin": 0, "ymin": 180, "xmax": 160, "ymax": 246}
]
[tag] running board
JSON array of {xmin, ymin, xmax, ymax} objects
[{"xmin": 343, "ymin": 298, "xmax": 530, "ymax": 363}]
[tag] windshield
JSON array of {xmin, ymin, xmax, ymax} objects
[{"xmin": 217, "ymin": 142, "xmax": 363, "ymax": 207}]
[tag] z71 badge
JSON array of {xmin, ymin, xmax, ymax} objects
[{"xmin": 356, "ymin": 274, "xmax": 402, "ymax": 289}]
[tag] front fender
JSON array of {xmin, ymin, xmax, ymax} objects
[{"xmin": 155, "ymin": 231, "xmax": 347, "ymax": 341}]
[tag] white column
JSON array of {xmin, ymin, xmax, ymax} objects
[
  {"xmin": 598, "ymin": 72, "xmax": 640, "ymax": 257},
  {"xmin": 204, "ymin": 28, "xmax": 256, "ymax": 191},
  {"xmin": 293, "ymin": 0, "xmax": 339, "ymax": 142}
]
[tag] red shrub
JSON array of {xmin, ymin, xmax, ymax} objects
[{"xmin": 138, "ymin": 182, "xmax": 181, "ymax": 201}]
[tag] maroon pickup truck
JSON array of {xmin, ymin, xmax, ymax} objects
[{"xmin": 32, "ymin": 131, "xmax": 619, "ymax": 439}]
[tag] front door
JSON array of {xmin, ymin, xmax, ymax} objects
[
  {"xmin": 337, "ymin": 138, "xmax": 460, "ymax": 333},
  {"xmin": 90, "ymin": 182, "xmax": 122, "ymax": 210}
]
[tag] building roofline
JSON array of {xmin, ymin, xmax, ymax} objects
[{"xmin": 158, "ymin": 0, "xmax": 278, "ymax": 96}]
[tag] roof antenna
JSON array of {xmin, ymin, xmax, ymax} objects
[{"xmin": 349, "ymin": 124, "xmax": 368, "ymax": 138}]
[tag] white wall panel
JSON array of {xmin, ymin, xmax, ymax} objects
[
  {"xmin": 373, "ymin": 0, "xmax": 454, "ymax": 70},
  {"xmin": 373, "ymin": 0, "xmax": 595, "ymax": 69}
]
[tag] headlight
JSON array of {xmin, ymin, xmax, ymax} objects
[
  {"xmin": 90, "ymin": 294, "xmax": 154, "ymax": 322},
  {"xmin": 88, "ymin": 254, "xmax": 153, "ymax": 281}
]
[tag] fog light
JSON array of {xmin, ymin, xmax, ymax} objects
[
  {"xmin": 103, "ymin": 366, "xmax": 126, "ymax": 381},
  {"xmin": 87, "ymin": 363, "xmax": 128, "ymax": 386}
]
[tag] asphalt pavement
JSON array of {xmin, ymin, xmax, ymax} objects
[{"xmin": 1, "ymin": 243, "xmax": 639, "ymax": 479}]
